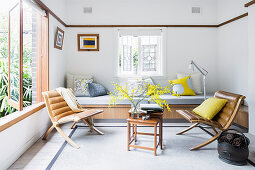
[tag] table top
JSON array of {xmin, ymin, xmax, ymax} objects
[{"xmin": 127, "ymin": 117, "xmax": 159, "ymax": 124}]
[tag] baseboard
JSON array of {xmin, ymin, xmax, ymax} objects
[
  {"xmin": 1, "ymin": 131, "xmax": 42, "ymax": 170},
  {"xmin": 93, "ymin": 119, "xmax": 188, "ymax": 123},
  {"xmin": 1, "ymin": 121, "xmax": 51, "ymax": 170}
]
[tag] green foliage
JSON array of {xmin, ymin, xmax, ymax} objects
[{"xmin": 0, "ymin": 14, "xmax": 32, "ymax": 118}]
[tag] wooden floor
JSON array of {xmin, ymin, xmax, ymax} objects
[{"xmin": 8, "ymin": 122, "xmax": 255, "ymax": 170}]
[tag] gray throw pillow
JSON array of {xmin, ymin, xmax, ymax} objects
[
  {"xmin": 74, "ymin": 78, "xmax": 93, "ymax": 96},
  {"xmin": 88, "ymin": 83, "xmax": 108, "ymax": 97}
]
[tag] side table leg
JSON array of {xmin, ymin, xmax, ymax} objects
[
  {"xmin": 135, "ymin": 124, "xmax": 137, "ymax": 142},
  {"xmin": 127, "ymin": 122, "xmax": 130, "ymax": 151},
  {"xmin": 154, "ymin": 125, "xmax": 157, "ymax": 156},
  {"xmin": 160, "ymin": 117, "xmax": 163, "ymax": 149}
]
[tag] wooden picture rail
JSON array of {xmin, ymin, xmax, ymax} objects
[
  {"xmin": 67, "ymin": 25, "xmax": 218, "ymax": 28},
  {"xmin": 33, "ymin": 0, "xmax": 249, "ymax": 28},
  {"xmin": 245, "ymin": 0, "xmax": 255, "ymax": 7},
  {"xmin": 218, "ymin": 13, "xmax": 248, "ymax": 27}
]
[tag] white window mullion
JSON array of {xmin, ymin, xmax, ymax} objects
[
  {"xmin": 138, "ymin": 36, "xmax": 142, "ymax": 76},
  {"xmin": 117, "ymin": 28, "xmax": 164, "ymax": 77}
]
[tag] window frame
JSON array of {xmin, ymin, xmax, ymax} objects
[
  {"xmin": 8, "ymin": 0, "xmax": 23, "ymax": 111},
  {"xmin": 117, "ymin": 28, "xmax": 166, "ymax": 78},
  {"xmin": 7, "ymin": 0, "xmax": 49, "ymax": 111}
]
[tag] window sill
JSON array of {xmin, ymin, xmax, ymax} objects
[
  {"xmin": 113, "ymin": 75, "xmax": 167, "ymax": 80},
  {"xmin": 0, "ymin": 102, "xmax": 45, "ymax": 132}
]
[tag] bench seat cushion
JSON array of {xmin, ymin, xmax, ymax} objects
[
  {"xmin": 77, "ymin": 95, "xmax": 149, "ymax": 105},
  {"xmin": 154, "ymin": 94, "xmax": 213, "ymax": 105},
  {"xmin": 77, "ymin": 94, "xmax": 213, "ymax": 105}
]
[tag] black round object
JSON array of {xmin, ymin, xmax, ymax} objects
[{"xmin": 217, "ymin": 129, "xmax": 249, "ymax": 166}]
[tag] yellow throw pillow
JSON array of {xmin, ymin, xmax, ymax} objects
[
  {"xmin": 193, "ymin": 98, "xmax": 228, "ymax": 120},
  {"xmin": 169, "ymin": 76, "xmax": 196, "ymax": 96}
]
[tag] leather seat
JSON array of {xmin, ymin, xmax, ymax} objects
[{"xmin": 176, "ymin": 91, "xmax": 245, "ymax": 150}]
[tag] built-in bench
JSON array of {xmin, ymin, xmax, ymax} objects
[
  {"xmin": 78, "ymin": 94, "xmax": 212, "ymax": 121},
  {"xmin": 78, "ymin": 94, "xmax": 248, "ymax": 129},
  {"xmin": 77, "ymin": 94, "xmax": 212, "ymax": 105}
]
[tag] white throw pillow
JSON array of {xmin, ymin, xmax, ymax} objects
[
  {"xmin": 127, "ymin": 78, "xmax": 144, "ymax": 97},
  {"xmin": 74, "ymin": 78, "xmax": 93, "ymax": 97},
  {"xmin": 176, "ymin": 73, "xmax": 202, "ymax": 94},
  {"xmin": 66, "ymin": 73, "xmax": 92, "ymax": 89}
]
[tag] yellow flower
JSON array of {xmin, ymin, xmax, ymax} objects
[{"xmin": 109, "ymin": 80, "xmax": 172, "ymax": 112}]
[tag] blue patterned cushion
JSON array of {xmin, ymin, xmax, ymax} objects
[{"xmin": 88, "ymin": 83, "xmax": 108, "ymax": 97}]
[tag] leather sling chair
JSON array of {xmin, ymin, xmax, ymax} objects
[
  {"xmin": 42, "ymin": 89, "xmax": 104, "ymax": 149},
  {"xmin": 176, "ymin": 91, "xmax": 245, "ymax": 150}
]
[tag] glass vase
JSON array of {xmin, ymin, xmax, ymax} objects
[{"xmin": 131, "ymin": 106, "xmax": 140, "ymax": 119}]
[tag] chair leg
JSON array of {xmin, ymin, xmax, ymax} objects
[
  {"xmin": 70, "ymin": 122, "xmax": 76, "ymax": 129},
  {"xmin": 176, "ymin": 123, "xmax": 199, "ymax": 135},
  {"xmin": 82, "ymin": 119, "xmax": 104, "ymax": 135},
  {"xmin": 55, "ymin": 125, "xmax": 80, "ymax": 149},
  {"xmin": 42, "ymin": 125, "xmax": 54, "ymax": 140},
  {"xmin": 190, "ymin": 132, "xmax": 221, "ymax": 151},
  {"xmin": 212, "ymin": 127, "xmax": 218, "ymax": 134}
]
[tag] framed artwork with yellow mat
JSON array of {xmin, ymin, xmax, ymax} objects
[{"xmin": 77, "ymin": 34, "xmax": 99, "ymax": 51}]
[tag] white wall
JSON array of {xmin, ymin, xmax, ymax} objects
[
  {"xmin": 0, "ymin": 106, "xmax": 50, "ymax": 170},
  {"xmin": 248, "ymin": 5, "xmax": 255, "ymax": 135},
  {"xmin": 65, "ymin": 0, "xmax": 217, "ymax": 25},
  {"xmin": 217, "ymin": 0, "xmax": 249, "ymax": 23},
  {"xmin": 65, "ymin": 27, "xmax": 217, "ymax": 92},
  {"xmin": 40, "ymin": 0, "xmax": 67, "ymax": 89},
  {"xmin": 216, "ymin": 0, "xmax": 249, "ymax": 99},
  {"xmin": 65, "ymin": 0, "xmax": 218, "ymax": 92},
  {"xmin": 41, "ymin": 0, "xmax": 67, "ymax": 23},
  {"xmin": 0, "ymin": 1, "xmax": 68, "ymax": 169},
  {"xmin": 49, "ymin": 15, "xmax": 67, "ymax": 90}
]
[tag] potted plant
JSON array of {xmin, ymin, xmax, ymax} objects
[{"xmin": 109, "ymin": 79, "xmax": 172, "ymax": 119}]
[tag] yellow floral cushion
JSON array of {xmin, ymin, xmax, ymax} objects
[
  {"xmin": 169, "ymin": 76, "xmax": 195, "ymax": 96},
  {"xmin": 193, "ymin": 97, "xmax": 228, "ymax": 120}
]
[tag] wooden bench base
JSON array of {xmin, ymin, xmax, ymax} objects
[{"xmin": 81, "ymin": 104, "xmax": 248, "ymax": 128}]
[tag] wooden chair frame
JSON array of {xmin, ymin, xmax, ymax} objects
[
  {"xmin": 42, "ymin": 90, "xmax": 104, "ymax": 149},
  {"xmin": 176, "ymin": 91, "xmax": 245, "ymax": 150}
]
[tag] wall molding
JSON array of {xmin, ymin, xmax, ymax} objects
[
  {"xmin": 33, "ymin": 0, "xmax": 67, "ymax": 27},
  {"xmin": 245, "ymin": 0, "xmax": 255, "ymax": 7},
  {"xmin": 67, "ymin": 25, "xmax": 218, "ymax": 28},
  {"xmin": 33, "ymin": 0, "xmax": 248, "ymax": 28},
  {"xmin": 218, "ymin": 13, "xmax": 248, "ymax": 27}
]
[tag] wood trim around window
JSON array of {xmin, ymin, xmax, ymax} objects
[
  {"xmin": 245, "ymin": 0, "xmax": 255, "ymax": 7},
  {"xmin": 8, "ymin": 0, "xmax": 23, "ymax": 111},
  {"xmin": 33, "ymin": 0, "xmax": 67, "ymax": 27},
  {"xmin": 36, "ymin": 13, "xmax": 49, "ymax": 103},
  {"xmin": 0, "ymin": 103, "xmax": 45, "ymax": 133}
]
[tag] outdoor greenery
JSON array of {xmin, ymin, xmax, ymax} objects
[{"xmin": 0, "ymin": 14, "xmax": 32, "ymax": 118}]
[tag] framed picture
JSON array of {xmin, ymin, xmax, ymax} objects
[
  {"xmin": 77, "ymin": 34, "xmax": 99, "ymax": 51},
  {"xmin": 54, "ymin": 27, "xmax": 64, "ymax": 50}
]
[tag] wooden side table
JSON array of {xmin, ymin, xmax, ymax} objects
[{"xmin": 127, "ymin": 113, "xmax": 163, "ymax": 156}]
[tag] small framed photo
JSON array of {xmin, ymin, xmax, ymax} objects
[
  {"xmin": 77, "ymin": 34, "xmax": 99, "ymax": 51},
  {"xmin": 54, "ymin": 27, "xmax": 64, "ymax": 50}
]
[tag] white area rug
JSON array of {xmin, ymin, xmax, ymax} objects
[{"xmin": 50, "ymin": 126, "xmax": 255, "ymax": 170}]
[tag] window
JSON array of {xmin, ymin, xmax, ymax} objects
[
  {"xmin": 0, "ymin": 0, "xmax": 49, "ymax": 114},
  {"xmin": 118, "ymin": 29, "xmax": 163, "ymax": 76}
]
